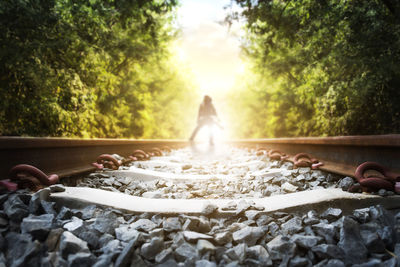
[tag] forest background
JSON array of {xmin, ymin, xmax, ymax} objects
[{"xmin": 1, "ymin": 0, "xmax": 399, "ymax": 139}]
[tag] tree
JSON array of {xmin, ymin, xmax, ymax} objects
[{"xmin": 230, "ymin": 0, "xmax": 400, "ymax": 137}]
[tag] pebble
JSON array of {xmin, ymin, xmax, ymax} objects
[
  {"xmin": 163, "ymin": 217, "xmax": 182, "ymax": 232},
  {"xmin": 1, "ymin": 147, "xmax": 400, "ymax": 266},
  {"xmin": 338, "ymin": 177, "xmax": 354, "ymax": 191},
  {"xmin": 59, "ymin": 231, "xmax": 90, "ymax": 258},
  {"xmin": 74, "ymin": 147, "xmax": 342, "ymax": 199},
  {"xmin": 1, "ymin": 190, "xmax": 400, "ymax": 266}
]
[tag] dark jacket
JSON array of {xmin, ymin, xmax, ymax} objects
[{"xmin": 198, "ymin": 102, "xmax": 217, "ymax": 124}]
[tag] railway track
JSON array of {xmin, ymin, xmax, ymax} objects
[{"xmin": 0, "ymin": 135, "xmax": 400, "ymax": 266}]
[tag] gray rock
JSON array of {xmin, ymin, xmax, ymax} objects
[
  {"xmin": 338, "ymin": 177, "xmax": 354, "ymax": 191},
  {"xmin": 295, "ymin": 174, "xmax": 305, "ymax": 182},
  {"xmin": 57, "ymin": 207, "xmax": 73, "ymax": 221},
  {"xmin": 80, "ymin": 205, "xmax": 97, "ymax": 220},
  {"xmin": 198, "ymin": 216, "xmax": 211, "ymax": 233},
  {"xmin": 59, "ymin": 231, "xmax": 89, "ymax": 259},
  {"xmin": 195, "ymin": 260, "xmax": 217, "ymax": 267},
  {"xmin": 21, "ymin": 214, "xmax": 54, "ymax": 240},
  {"xmin": 266, "ymin": 235, "xmax": 296, "ymax": 260},
  {"xmin": 98, "ymin": 234, "xmax": 114, "ymax": 247},
  {"xmin": 47, "ymin": 252, "xmax": 68, "ymax": 267},
  {"xmin": 151, "ymin": 214, "xmax": 164, "ymax": 227},
  {"xmin": 226, "ymin": 243, "xmax": 247, "ymax": 263},
  {"xmin": 156, "ymin": 259, "xmax": 179, "ymax": 267},
  {"xmin": 311, "ymin": 244, "xmax": 344, "ymax": 259},
  {"xmin": 0, "ymin": 212, "xmax": 8, "ymax": 231},
  {"xmin": 40, "ymin": 200, "xmax": 57, "ymax": 216},
  {"xmin": 29, "ymin": 188, "xmax": 51, "ymax": 214},
  {"xmin": 0, "ymin": 235, "xmax": 4, "ymax": 251},
  {"xmin": 183, "ymin": 231, "xmax": 213, "ymax": 242},
  {"xmin": 175, "ymin": 242, "xmax": 199, "ymax": 262},
  {"xmin": 246, "ymin": 245, "xmax": 272, "ymax": 266},
  {"xmin": 378, "ymin": 188, "xmax": 388, "ymax": 196},
  {"xmin": 291, "ymin": 234, "xmax": 322, "ymax": 249},
  {"xmin": 5, "ymin": 232, "xmax": 46, "ymax": 267},
  {"xmin": 256, "ymin": 214, "xmax": 273, "ymax": 226},
  {"xmin": 131, "ymin": 218, "xmax": 157, "ymax": 232},
  {"xmin": 338, "ymin": 216, "xmax": 368, "ymax": 264},
  {"xmin": 114, "ymin": 234, "xmax": 142, "ymax": 267},
  {"xmin": 50, "ymin": 184, "xmax": 66, "ymax": 193},
  {"xmin": 380, "ymin": 225, "xmax": 395, "ymax": 250},
  {"xmin": 353, "ymin": 208, "xmax": 370, "ymax": 223},
  {"xmin": 163, "ymin": 217, "xmax": 182, "ymax": 232},
  {"xmin": 312, "ymin": 222, "xmax": 337, "ymax": 244},
  {"xmin": 281, "ymin": 217, "xmax": 302, "ymax": 235},
  {"xmin": 101, "ymin": 239, "xmax": 121, "ymax": 254},
  {"xmin": 91, "ymin": 217, "xmax": 119, "ymax": 235},
  {"xmin": 171, "ymin": 232, "xmax": 185, "ymax": 247},
  {"xmin": 45, "ymin": 228, "xmax": 64, "ymax": 251},
  {"xmin": 289, "ymin": 256, "xmax": 311, "ymax": 267},
  {"xmin": 93, "ymin": 254, "xmax": 113, "ymax": 267},
  {"xmin": 352, "ymin": 258, "xmax": 382, "ymax": 267},
  {"xmin": 268, "ymin": 222, "xmax": 280, "ymax": 235},
  {"xmin": 245, "ymin": 210, "xmax": 260, "ymax": 221},
  {"xmin": 140, "ymin": 237, "xmax": 164, "ymax": 260},
  {"xmin": 215, "ymin": 232, "xmax": 232, "ymax": 246},
  {"xmin": 321, "ymin": 208, "xmax": 342, "ymax": 222},
  {"xmin": 63, "ymin": 216, "xmax": 84, "ymax": 235},
  {"xmin": 360, "ymin": 229, "xmax": 385, "ymax": 253},
  {"xmin": 232, "ymin": 226, "xmax": 264, "ymax": 246},
  {"xmin": 4, "ymin": 194, "xmax": 29, "ymax": 222},
  {"xmin": 115, "ymin": 226, "xmax": 141, "ymax": 242},
  {"xmin": 314, "ymin": 259, "xmax": 345, "ymax": 267},
  {"xmin": 298, "ymin": 167, "xmax": 310, "ymax": 174},
  {"xmin": 282, "ymin": 182, "xmax": 298, "ymax": 193},
  {"xmin": 155, "ymin": 248, "xmax": 174, "ymax": 263},
  {"xmin": 370, "ymin": 205, "xmax": 396, "ymax": 228},
  {"xmin": 149, "ymin": 228, "xmax": 164, "ymax": 239},
  {"xmin": 395, "ymin": 243, "xmax": 400, "ymax": 257},
  {"xmin": 382, "ymin": 258, "xmax": 397, "ymax": 267},
  {"xmin": 67, "ymin": 252, "xmax": 95, "ymax": 267},
  {"xmin": 78, "ymin": 230, "xmax": 100, "ymax": 249},
  {"xmin": 197, "ymin": 240, "xmax": 215, "ymax": 253},
  {"xmin": 303, "ymin": 210, "xmax": 319, "ymax": 225}
]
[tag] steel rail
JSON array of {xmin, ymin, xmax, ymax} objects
[
  {"xmin": 229, "ymin": 134, "xmax": 400, "ymax": 177},
  {"xmin": 0, "ymin": 137, "xmax": 187, "ymax": 179},
  {"xmin": 0, "ymin": 135, "xmax": 399, "ymax": 179}
]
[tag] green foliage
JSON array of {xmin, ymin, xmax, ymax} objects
[
  {"xmin": 0, "ymin": 0, "xmax": 195, "ymax": 138},
  {"xmin": 230, "ymin": 0, "xmax": 400, "ymax": 137}
]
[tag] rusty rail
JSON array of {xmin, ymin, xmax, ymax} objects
[
  {"xmin": 229, "ymin": 134, "xmax": 400, "ymax": 177},
  {"xmin": 0, "ymin": 135, "xmax": 399, "ymax": 179},
  {"xmin": 0, "ymin": 137, "xmax": 187, "ymax": 179}
]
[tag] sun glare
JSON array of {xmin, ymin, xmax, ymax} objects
[{"xmin": 175, "ymin": 0, "xmax": 244, "ymax": 96}]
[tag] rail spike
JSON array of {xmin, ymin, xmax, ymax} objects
[
  {"xmin": 8, "ymin": 164, "xmax": 59, "ymax": 190},
  {"xmin": 0, "ymin": 179, "xmax": 18, "ymax": 191},
  {"xmin": 268, "ymin": 149, "xmax": 287, "ymax": 161},
  {"xmin": 160, "ymin": 146, "xmax": 172, "ymax": 153},
  {"xmin": 95, "ymin": 154, "xmax": 121, "ymax": 170},
  {"xmin": 256, "ymin": 147, "xmax": 268, "ymax": 156},
  {"xmin": 132, "ymin": 150, "xmax": 149, "ymax": 160},
  {"xmin": 149, "ymin": 147, "xmax": 163, "ymax": 157},
  {"xmin": 354, "ymin": 161, "xmax": 400, "ymax": 193}
]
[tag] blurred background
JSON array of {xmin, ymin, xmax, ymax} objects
[{"xmin": 1, "ymin": 0, "xmax": 399, "ymax": 139}]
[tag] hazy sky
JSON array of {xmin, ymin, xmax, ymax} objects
[{"xmin": 175, "ymin": 0, "xmax": 244, "ymax": 96}]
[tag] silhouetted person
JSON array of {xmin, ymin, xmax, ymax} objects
[{"xmin": 189, "ymin": 95, "xmax": 221, "ymax": 145}]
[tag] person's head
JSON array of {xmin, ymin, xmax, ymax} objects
[{"xmin": 203, "ymin": 95, "xmax": 212, "ymax": 104}]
